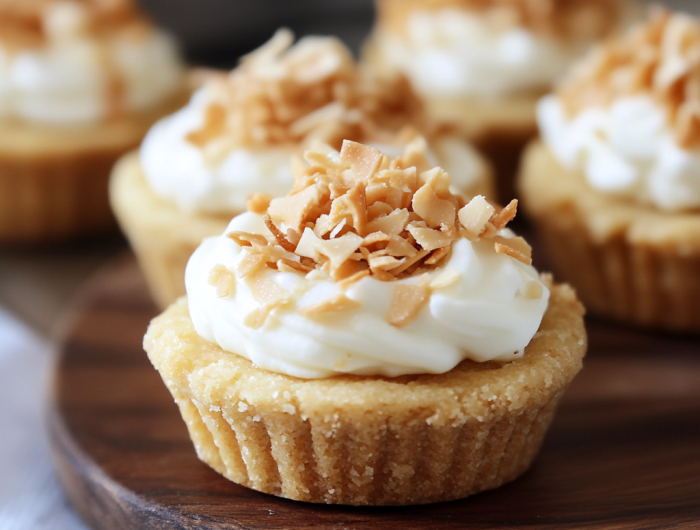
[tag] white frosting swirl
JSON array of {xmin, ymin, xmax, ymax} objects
[
  {"xmin": 185, "ymin": 212, "xmax": 549, "ymax": 379},
  {"xmin": 0, "ymin": 2, "xmax": 183, "ymax": 125},
  {"xmin": 374, "ymin": 9, "xmax": 587, "ymax": 98},
  {"xmin": 539, "ymin": 94, "xmax": 700, "ymax": 211},
  {"xmin": 141, "ymin": 88, "xmax": 487, "ymax": 214}
]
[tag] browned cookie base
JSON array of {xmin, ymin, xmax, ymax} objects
[
  {"xmin": 144, "ymin": 283, "xmax": 586, "ymax": 505},
  {"xmin": 519, "ymin": 141, "xmax": 700, "ymax": 331},
  {"xmin": 0, "ymin": 91, "xmax": 188, "ymax": 244}
]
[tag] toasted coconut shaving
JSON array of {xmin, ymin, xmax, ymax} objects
[
  {"xmin": 208, "ymin": 264, "xmax": 236, "ymax": 298},
  {"xmin": 458, "ymin": 195, "xmax": 496, "ymax": 236},
  {"xmin": 430, "ymin": 269, "xmax": 461, "ymax": 290},
  {"xmin": 246, "ymin": 193, "xmax": 273, "ymax": 214},
  {"xmin": 299, "ymin": 294, "xmax": 362, "ymax": 317},
  {"xmin": 244, "ymin": 303, "xmax": 282, "ymax": 330},
  {"xmin": 493, "ymin": 235, "xmax": 533, "ymax": 265},
  {"xmin": 559, "ymin": 11, "xmax": 700, "ymax": 149},
  {"xmin": 184, "ymin": 29, "xmax": 427, "ymax": 161},
  {"xmin": 337, "ymin": 269, "xmax": 371, "ymax": 291},
  {"xmin": 263, "ymin": 215, "xmax": 296, "ymax": 252},
  {"xmin": 227, "ymin": 231, "xmax": 269, "ymax": 247},
  {"xmin": 386, "ymin": 274, "xmax": 432, "ymax": 327}
]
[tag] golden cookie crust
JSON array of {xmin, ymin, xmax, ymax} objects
[
  {"xmin": 144, "ymin": 283, "xmax": 586, "ymax": 505},
  {"xmin": 0, "ymin": 90, "xmax": 188, "ymax": 244}
]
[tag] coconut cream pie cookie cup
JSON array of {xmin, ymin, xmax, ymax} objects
[
  {"xmin": 520, "ymin": 12, "xmax": 700, "ymax": 331},
  {"xmin": 144, "ymin": 139, "xmax": 586, "ymax": 506},
  {"xmin": 111, "ymin": 29, "xmax": 494, "ymax": 308},
  {"xmin": 364, "ymin": 0, "xmax": 641, "ymax": 201},
  {"xmin": 0, "ymin": 0, "xmax": 187, "ymax": 243}
]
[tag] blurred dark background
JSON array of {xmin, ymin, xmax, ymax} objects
[
  {"xmin": 139, "ymin": 0, "xmax": 698, "ymax": 68},
  {"xmin": 139, "ymin": 0, "xmax": 375, "ymax": 67}
]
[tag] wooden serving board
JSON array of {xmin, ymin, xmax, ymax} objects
[{"xmin": 50, "ymin": 253, "xmax": 700, "ymax": 530}]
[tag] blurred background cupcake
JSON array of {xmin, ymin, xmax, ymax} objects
[
  {"xmin": 362, "ymin": 0, "xmax": 642, "ymax": 202},
  {"xmin": 519, "ymin": 10, "xmax": 700, "ymax": 331},
  {"xmin": 0, "ymin": 0, "xmax": 187, "ymax": 244}
]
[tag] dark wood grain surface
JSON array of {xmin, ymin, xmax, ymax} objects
[{"xmin": 50, "ymin": 253, "xmax": 700, "ymax": 530}]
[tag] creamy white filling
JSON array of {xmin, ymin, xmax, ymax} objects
[
  {"xmin": 141, "ymin": 87, "xmax": 487, "ymax": 214},
  {"xmin": 374, "ymin": 9, "xmax": 587, "ymax": 98},
  {"xmin": 185, "ymin": 212, "xmax": 549, "ymax": 379},
  {"xmin": 539, "ymin": 95, "xmax": 700, "ymax": 211},
  {"xmin": 0, "ymin": 2, "xmax": 183, "ymax": 124}
]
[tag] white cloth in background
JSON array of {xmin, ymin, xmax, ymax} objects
[{"xmin": 0, "ymin": 308, "xmax": 88, "ymax": 530}]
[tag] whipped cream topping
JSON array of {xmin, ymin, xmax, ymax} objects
[
  {"xmin": 539, "ymin": 94, "xmax": 700, "ymax": 211},
  {"xmin": 186, "ymin": 212, "xmax": 549, "ymax": 379},
  {"xmin": 374, "ymin": 9, "xmax": 590, "ymax": 98},
  {"xmin": 141, "ymin": 88, "xmax": 486, "ymax": 214},
  {"xmin": 0, "ymin": 2, "xmax": 183, "ymax": 124}
]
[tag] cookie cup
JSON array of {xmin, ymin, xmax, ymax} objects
[
  {"xmin": 110, "ymin": 150, "xmax": 495, "ymax": 310},
  {"xmin": 0, "ymin": 92, "xmax": 188, "ymax": 244},
  {"xmin": 519, "ymin": 141, "xmax": 700, "ymax": 331},
  {"xmin": 143, "ymin": 282, "xmax": 586, "ymax": 506}
]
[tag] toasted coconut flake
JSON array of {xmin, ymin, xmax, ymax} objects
[
  {"xmin": 329, "ymin": 183, "xmax": 368, "ymax": 236},
  {"xmin": 363, "ymin": 232, "xmax": 391, "ymax": 246},
  {"xmin": 525, "ymin": 280, "xmax": 544, "ymax": 299},
  {"xmin": 365, "ymin": 208, "xmax": 409, "ymax": 236},
  {"xmin": 425, "ymin": 246, "xmax": 450, "ymax": 265},
  {"xmin": 245, "ymin": 272, "xmax": 286, "ymax": 304},
  {"xmin": 246, "ymin": 193, "xmax": 273, "ymax": 214},
  {"xmin": 313, "ymin": 214, "xmax": 335, "ymax": 238},
  {"xmin": 369, "ymin": 255, "xmax": 404, "ymax": 273},
  {"xmin": 208, "ymin": 264, "xmax": 236, "ymax": 298},
  {"xmin": 268, "ymin": 184, "xmax": 325, "ymax": 232},
  {"xmin": 227, "ymin": 231, "xmax": 269, "ymax": 247},
  {"xmin": 458, "ymin": 195, "xmax": 496, "ymax": 236},
  {"xmin": 493, "ymin": 235, "xmax": 533, "ymax": 265},
  {"xmin": 407, "ymin": 225, "xmax": 453, "ymax": 251},
  {"xmin": 277, "ymin": 258, "xmax": 313, "ymax": 274},
  {"xmin": 430, "ymin": 269, "xmax": 461, "ymax": 290},
  {"xmin": 412, "ymin": 169, "xmax": 456, "ymax": 229},
  {"xmin": 386, "ymin": 274, "xmax": 431, "ymax": 327},
  {"xmin": 340, "ymin": 140, "xmax": 384, "ymax": 183},
  {"xmin": 390, "ymin": 249, "xmax": 430, "ymax": 276},
  {"xmin": 186, "ymin": 103, "xmax": 227, "ymax": 148},
  {"xmin": 299, "ymin": 294, "xmax": 362, "ymax": 317},
  {"xmin": 244, "ymin": 300, "xmax": 287, "ymax": 330},
  {"xmin": 490, "ymin": 200, "xmax": 518, "ymax": 231},
  {"xmin": 263, "ymin": 215, "xmax": 296, "ymax": 252},
  {"xmin": 328, "ymin": 218, "xmax": 347, "ymax": 239},
  {"xmin": 237, "ymin": 251, "xmax": 268, "ymax": 278},
  {"xmin": 337, "ymin": 269, "xmax": 371, "ymax": 291},
  {"xmin": 367, "ymin": 201, "xmax": 394, "ymax": 220},
  {"xmin": 372, "ymin": 268, "xmax": 399, "ymax": 282},
  {"xmin": 385, "ymin": 235, "xmax": 418, "ymax": 257}
]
